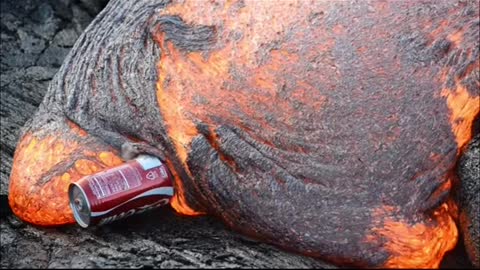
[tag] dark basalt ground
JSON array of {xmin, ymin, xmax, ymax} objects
[
  {"xmin": 1, "ymin": 207, "xmax": 335, "ymax": 268},
  {"xmin": 0, "ymin": 0, "xmax": 477, "ymax": 268},
  {"xmin": 457, "ymin": 133, "xmax": 480, "ymax": 268}
]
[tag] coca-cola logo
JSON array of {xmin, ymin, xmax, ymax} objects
[
  {"xmin": 97, "ymin": 198, "xmax": 170, "ymax": 226},
  {"xmin": 146, "ymin": 171, "xmax": 159, "ymax": 180}
]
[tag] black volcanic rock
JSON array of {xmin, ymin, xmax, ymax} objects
[{"xmin": 457, "ymin": 134, "xmax": 480, "ymax": 268}]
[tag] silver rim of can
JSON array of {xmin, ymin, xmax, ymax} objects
[{"xmin": 68, "ymin": 182, "xmax": 91, "ymax": 228}]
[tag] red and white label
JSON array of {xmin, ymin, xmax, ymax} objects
[
  {"xmin": 88, "ymin": 165, "xmax": 142, "ymax": 199},
  {"xmin": 70, "ymin": 155, "xmax": 174, "ymax": 228}
]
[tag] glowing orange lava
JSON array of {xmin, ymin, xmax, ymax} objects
[
  {"xmin": 165, "ymin": 158, "xmax": 205, "ymax": 216},
  {"xmin": 368, "ymin": 204, "xmax": 458, "ymax": 268},
  {"xmin": 441, "ymin": 84, "xmax": 480, "ymax": 151},
  {"xmin": 8, "ymin": 121, "xmax": 124, "ymax": 226},
  {"xmin": 153, "ymin": 0, "xmax": 329, "ymax": 216}
]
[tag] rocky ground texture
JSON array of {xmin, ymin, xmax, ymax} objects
[
  {"xmin": 457, "ymin": 135, "xmax": 480, "ymax": 268},
  {"xmin": 0, "ymin": 0, "xmax": 477, "ymax": 268}
]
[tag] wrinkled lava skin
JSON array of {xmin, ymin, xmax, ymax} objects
[{"xmin": 8, "ymin": 0, "xmax": 480, "ymax": 268}]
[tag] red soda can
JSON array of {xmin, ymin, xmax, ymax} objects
[{"xmin": 68, "ymin": 155, "xmax": 174, "ymax": 227}]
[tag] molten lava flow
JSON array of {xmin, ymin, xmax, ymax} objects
[
  {"xmin": 368, "ymin": 204, "xmax": 458, "ymax": 268},
  {"xmin": 441, "ymin": 84, "xmax": 480, "ymax": 151},
  {"xmin": 9, "ymin": 120, "xmax": 125, "ymax": 226},
  {"xmin": 154, "ymin": 34, "xmax": 204, "ymax": 217},
  {"xmin": 150, "ymin": 1, "xmax": 477, "ymax": 267},
  {"xmin": 154, "ymin": 1, "xmax": 331, "ymax": 215},
  {"xmin": 9, "ymin": 133, "xmax": 79, "ymax": 225},
  {"xmin": 165, "ymin": 159, "xmax": 205, "ymax": 216}
]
